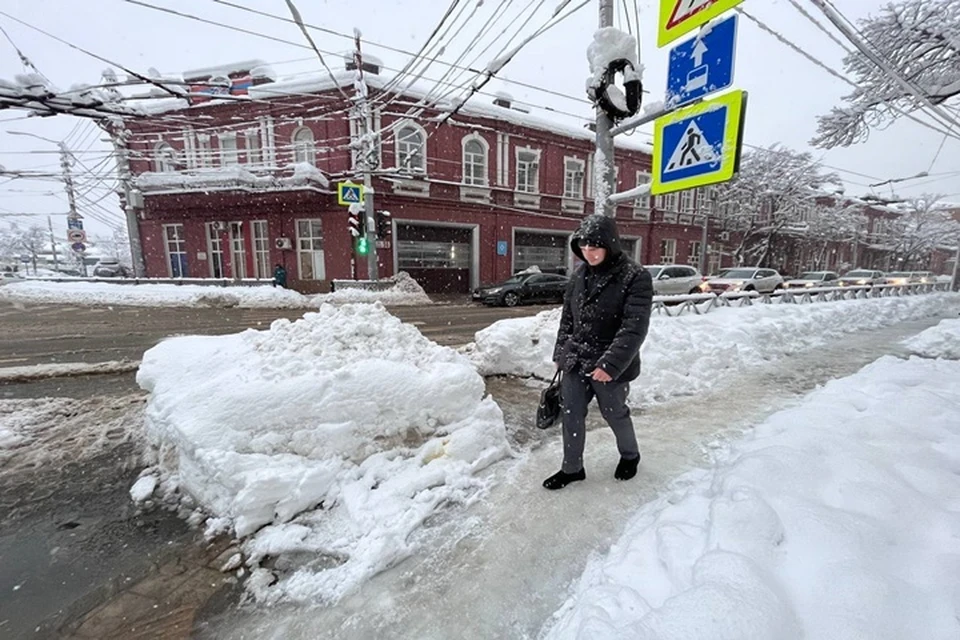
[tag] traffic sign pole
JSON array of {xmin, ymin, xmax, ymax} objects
[{"xmin": 596, "ymin": 0, "xmax": 617, "ymax": 218}]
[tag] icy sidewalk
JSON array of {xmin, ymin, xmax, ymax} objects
[
  {"xmin": 195, "ymin": 316, "xmax": 952, "ymax": 639},
  {"xmin": 544, "ymin": 320, "xmax": 960, "ymax": 639}
]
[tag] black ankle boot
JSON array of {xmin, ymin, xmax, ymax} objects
[
  {"xmin": 614, "ymin": 455, "xmax": 641, "ymax": 481},
  {"xmin": 542, "ymin": 469, "xmax": 586, "ymax": 490}
]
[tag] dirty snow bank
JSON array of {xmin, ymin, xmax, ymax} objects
[
  {"xmin": 544, "ymin": 354, "xmax": 960, "ymax": 639},
  {"xmin": 0, "ymin": 280, "xmax": 313, "ymax": 308},
  {"xmin": 135, "ymin": 303, "xmax": 509, "ymax": 603},
  {"xmin": 903, "ymin": 316, "xmax": 960, "ymax": 359},
  {"xmin": 318, "ymin": 271, "xmax": 432, "ymax": 306},
  {"xmin": 465, "ymin": 293, "xmax": 959, "ymax": 406}
]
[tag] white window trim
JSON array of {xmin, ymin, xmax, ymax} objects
[
  {"xmin": 563, "ymin": 156, "xmax": 586, "ymax": 200},
  {"xmin": 153, "ymin": 141, "xmax": 177, "ymax": 173},
  {"xmin": 660, "ymin": 238, "xmax": 677, "ymax": 264},
  {"xmin": 163, "ymin": 223, "xmax": 187, "ymax": 277},
  {"xmin": 291, "ymin": 126, "xmax": 316, "ymax": 165},
  {"xmin": 195, "ymin": 133, "xmax": 212, "ymax": 168},
  {"xmin": 461, "ymin": 133, "xmax": 489, "ymax": 186},
  {"xmin": 296, "ymin": 218, "xmax": 326, "ymax": 281},
  {"xmin": 244, "ymin": 129, "xmax": 262, "ymax": 165},
  {"xmin": 515, "ymin": 146, "xmax": 541, "ymax": 195},
  {"xmin": 218, "ymin": 132, "xmax": 239, "ymax": 166},
  {"xmin": 394, "ymin": 120, "xmax": 428, "ymax": 175}
]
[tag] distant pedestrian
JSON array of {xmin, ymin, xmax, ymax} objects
[
  {"xmin": 544, "ymin": 214, "xmax": 654, "ymax": 490},
  {"xmin": 272, "ymin": 263, "xmax": 287, "ymax": 289}
]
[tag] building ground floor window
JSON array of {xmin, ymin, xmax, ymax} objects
[
  {"xmin": 296, "ymin": 218, "xmax": 325, "ymax": 280},
  {"xmin": 164, "ymin": 223, "xmax": 188, "ymax": 277},
  {"xmin": 513, "ymin": 231, "xmax": 568, "ymax": 274}
]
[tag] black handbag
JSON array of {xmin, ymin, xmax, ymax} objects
[{"xmin": 536, "ymin": 370, "xmax": 563, "ymax": 430}]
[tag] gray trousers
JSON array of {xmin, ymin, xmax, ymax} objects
[{"xmin": 560, "ymin": 371, "xmax": 639, "ymax": 473}]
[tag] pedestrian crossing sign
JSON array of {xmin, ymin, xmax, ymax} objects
[
  {"xmin": 651, "ymin": 89, "xmax": 746, "ymax": 196},
  {"xmin": 338, "ymin": 182, "xmax": 364, "ymax": 206}
]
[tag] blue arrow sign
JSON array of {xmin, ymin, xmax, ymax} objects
[{"xmin": 666, "ymin": 13, "xmax": 738, "ymax": 108}]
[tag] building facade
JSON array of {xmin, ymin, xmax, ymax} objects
[{"xmin": 117, "ymin": 60, "xmax": 933, "ymax": 293}]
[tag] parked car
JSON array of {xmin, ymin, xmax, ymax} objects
[
  {"xmin": 783, "ymin": 271, "xmax": 839, "ymax": 289},
  {"xmin": 1, "ymin": 271, "xmax": 24, "ymax": 285},
  {"xmin": 837, "ymin": 269, "xmax": 886, "ymax": 287},
  {"xmin": 93, "ymin": 260, "xmax": 131, "ymax": 278},
  {"xmin": 472, "ymin": 272, "xmax": 569, "ymax": 306},
  {"xmin": 644, "ymin": 264, "xmax": 705, "ymax": 295},
  {"xmin": 912, "ymin": 271, "xmax": 937, "ymax": 284},
  {"xmin": 700, "ymin": 267, "xmax": 784, "ymax": 294}
]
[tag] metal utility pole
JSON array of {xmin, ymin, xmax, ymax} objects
[
  {"xmin": 107, "ymin": 126, "xmax": 147, "ymax": 277},
  {"xmin": 951, "ymin": 242, "xmax": 960, "ymax": 292},
  {"xmin": 595, "ymin": 0, "xmax": 617, "ymax": 218},
  {"xmin": 47, "ymin": 215, "xmax": 60, "ymax": 273},
  {"xmin": 700, "ymin": 189, "xmax": 717, "ymax": 274},
  {"xmin": 57, "ymin": 141, "xmax": 88, "ymax": 276},
  {"xmin": 354, "ymin": 34, "xmax": 379, "ymax": 280}
]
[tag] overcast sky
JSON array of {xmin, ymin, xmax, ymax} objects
[{"xmin": 1, "ymin": 0, "xmax": 958, "ymax": 238}]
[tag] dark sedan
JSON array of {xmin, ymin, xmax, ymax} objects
[{"xmin": 472, "ymin": 272, "xmax": 569, "ymax": 306}]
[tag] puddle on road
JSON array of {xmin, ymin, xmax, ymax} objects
[{"xmin": 195, "ymin": 314, "xmax": 952, "ymax": 640}]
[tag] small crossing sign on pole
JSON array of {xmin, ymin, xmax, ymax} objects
[
  {"xmin": 657, "ymin": 0, "xmax": 744, "ymax": 47},
  {"xmin": 651, "ymin": 89, "xmax": 747, "ymax": 195},
  {"xmin": 666, "ymin": 13, "xmax": 738, "ymax": 108},
  {"xmin": 337, "ymin": 182, "xmax": 364, "ymax": 206}
]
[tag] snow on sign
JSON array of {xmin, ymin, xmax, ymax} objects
[
  {"xmin": 657, "ymin": 0, "xmax": 744, "ymax": 47},
  {"xmin": 652, "ymin": 89, "xmax": 746, "ymax": 196},
  {"xmin": 337, "ymin": 181, "xmax": 364, "ymax": 206},
  {"xmin": 666, "ymin": 13, "xmax": 738, "ymax": 108}
]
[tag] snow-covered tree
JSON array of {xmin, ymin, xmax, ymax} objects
[
  {"xmin": 804, "ymin": 200, "xmax": 867, "ymax": 269},
  {"xmin": 812, "ymin": 0, "xmax": 960, "ymax": 149},
  {"xmin": 714, "ymin": 144, "xmax": 842, "ymax": 266},
  {"xmin": 4, "ymin": 224, "xmax": 48, "ymax": 274},
  {"xmin": 886, "ymin": 195, "xmax": 960, "ymax": 268}
]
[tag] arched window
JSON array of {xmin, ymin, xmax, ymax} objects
[
  {"xmin": 395, "ymin": 122, "xmax": 426, "ymax": 173},
  {"xmin": 154, "ymin": 142, "xmax": 178, "ymax": 172},
  {"xmin": 292, "ymin": 127, "xmax": 316, "ymax": 165},
  {"xmin": 461, "ymin": 135, "xmax": 488, "ymax": 186}
]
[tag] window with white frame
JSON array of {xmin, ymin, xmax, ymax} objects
[
  {"xmin": 164, "ymin": 223, "xmax": 188, "ymax": 277},
  {"xmin": 661, "ymin": 191, "xmax": 679, "ymax": 212},
  {"xmin": 563, "ymin": 157, "xmax": 585, "ymax": 199},
  {"xmin": 396, "ymin": 123, "xmax": 426, "ymax": 173},
  {"xmin": 462, "ymin": 135, "xmax": 488, "ymax": 186},
  {"xmin": 660, "ymin": 238, "xmax": 676, "ymax": 264},
  {"xmin": 292, "ymin": 127, "xmax": 316, "ymax": 165},
  {"xmin": 205, "ymin": 222, "xmax": 224, "ymax": 278},
  {"xmin": 154, "ymin": 142, "xmax": 178, "ymax": 172},
  {"xmin": 229, "ymin": 222, "xmax": 247, "ymax": 279},
  {"xmin": 688, "ymin": 241, "xmax": 702, "ymax": 266},
  {"xmin": 680, "ymin": 189, "xmax": 696, "ymax": 214},
  {"xmin": 699, "ymin": 186, "xmax": 716, "ymax": 214},
  {"xmin": 516, "ymin": 148, "xmax": 540, "ymax": 193},
  {"xmin": 251, "ymin": 220, "xmax": 270, "ymax": 279},
  {"xmin": 633, "ymin": 171, "xmax": 652, "ymax": 218},
  {"xmin": 297, "ymin": 218, "xmax": 325, "ymax": 280},
  {"xmin": 195, "ymin": 134, "xmax": 212, "ymax": 168},
  {"xmin": 244, "ymin": 130, "xmax": 261, "ymax": 165},
  {"xmin": 219, "ymin": 133, "xmax": 238, "ymax": 166}
]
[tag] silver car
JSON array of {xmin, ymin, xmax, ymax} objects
[
  {"xmin": 701, "ymin": 267, "xmax": 784, "ymax": 294},
  {"xmin": 645, "ymin": 264, "xmax": 704, "ymax": 295},
  {"xmin": 784, "ymin": 271, "xmax": 839, "ymax": 289},
  {"xmin": 837, "ymin": 269, "xmax": 885, "ymax": 287}
]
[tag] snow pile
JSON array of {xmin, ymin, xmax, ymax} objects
[
  {"xmin": 320, "ymin": 271, "xmax": 431, "ymax": 306},
  {"xmin": 903, "ymin": 317, "xmax": 960, "ymax": 359},
  {"xmin": 136, "ymin": 303, "xmax": 509, "ymax": 603},
  {"xmin": 586, "ymin": 27, "xmax": 640, "ymax": 89},
  {"xmin": 0, "ymin": 280, "xmax": 314, "ymax": 308},
  {"xmin": 136, "ymin": 163, "xmax": 329, "ymax": 191},
  {"xmin": 466, "ymin": 294, "xmax": 959, "ymax": 405},
  {"xmin": 544, "ymin": 355, "xmax": 960, "ymax": 639}
]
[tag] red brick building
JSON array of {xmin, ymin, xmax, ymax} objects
[{"xmin": 118, "ymin": 59, "xmax": 928, "ymax": 292}]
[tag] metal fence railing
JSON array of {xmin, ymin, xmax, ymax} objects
[{"xmin": 651, "ymin": 283, "xmax": 952, "ymax": 317}]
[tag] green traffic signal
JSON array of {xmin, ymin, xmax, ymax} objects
[{"xmin": 357, "ymin": 236, "xmax": 370, "ymax": 256}]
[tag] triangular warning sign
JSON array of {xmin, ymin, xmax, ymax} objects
[
  {"xmin": 668, "ymin": 0, "xmax": 715, "ymax": 29},
  {"xmin": 664, "ymin": 120, "xmax": 718, "ymax": 172},
  {"xmin": 344, "ymin": 189, "xmax": 359, "ymax": 202}
]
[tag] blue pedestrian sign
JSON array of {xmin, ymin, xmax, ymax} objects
[
  {"xmin": 666, "ymin": 13, "xmax": 738, "ymax": 108},
  {"xmin": 337, "ymin": 182, "xmax": 364, "ymax": 206},
  {"xmin": 652, "ymin": 89, "xmax": 746, "ymax": 195}
]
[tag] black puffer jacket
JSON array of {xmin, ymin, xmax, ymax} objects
[{"xmin": 552, "ymin": 215, "xmax": 654, "ymax": 382}]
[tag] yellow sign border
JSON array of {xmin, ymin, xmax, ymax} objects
[
  {"xmin": 337, "ymin": 181, "xmax": 364, "ymax": 206},
  {"xmin": 651, "ymin": 89, "xmax": 746, "ymax": 196},
  {"xmin": 657, "ymin": 0, "xmax": 744, "ymax": 47}
]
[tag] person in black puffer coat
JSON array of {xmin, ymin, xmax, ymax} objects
[{"xmin": 543, "ymin": 214, "xmax": 654, "ymax": 490}]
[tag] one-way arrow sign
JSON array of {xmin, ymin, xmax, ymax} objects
[{"xmin": 666, "ymin": 13, "xmax": 739, "ymax": 107}]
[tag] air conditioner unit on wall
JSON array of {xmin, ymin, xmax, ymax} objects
[{"xmin": 275, "ymin": 237, "xmax": 293, "ymax": 250}]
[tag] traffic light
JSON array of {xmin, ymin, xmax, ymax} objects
[
  {"xmin": 376, "ymin": 210, "xmax": 391, "ymax": 237},
  {"xmin": 356, "ymin": 236, "xmax": 371, "ymax": 256},
  {"xmin": 347, "ymin": 205, "xmax": 362, "ymax": 238}
]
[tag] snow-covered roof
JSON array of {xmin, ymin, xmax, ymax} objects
[{"xmin": 183, "ymin": 60, "xmax": 269, "ymax": 80}]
